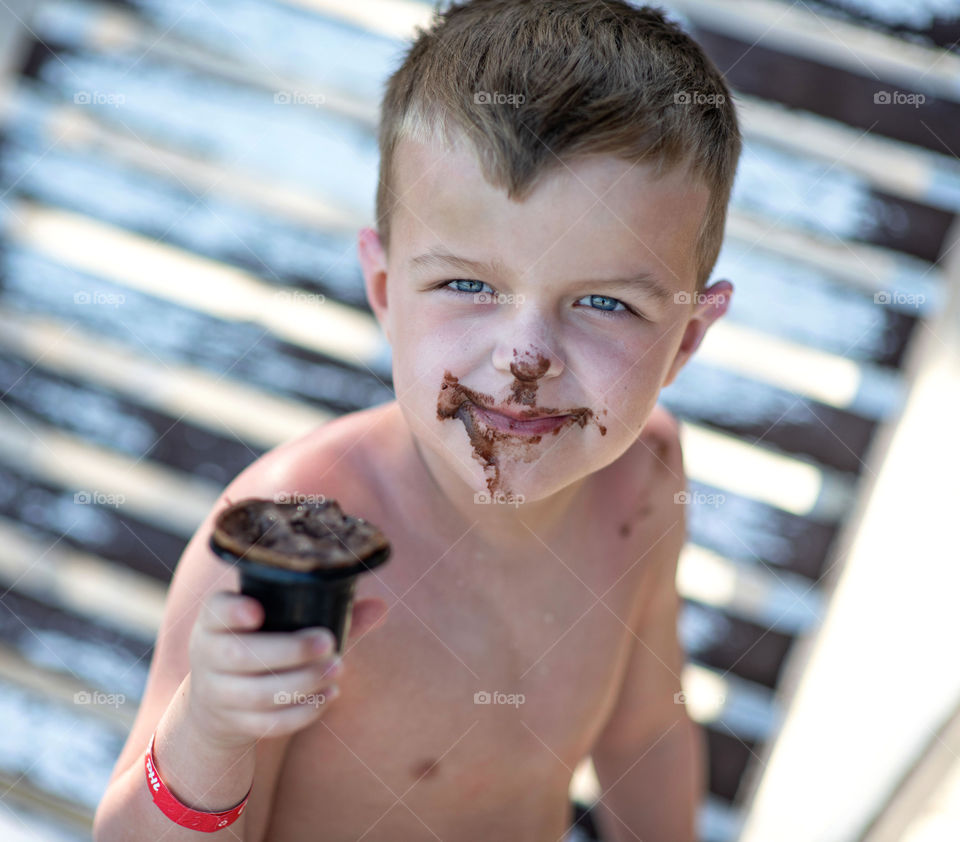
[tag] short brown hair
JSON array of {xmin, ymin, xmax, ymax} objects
[{"xmin": 376, "ymin": 0, "xmax": 741, "ymax": 293}]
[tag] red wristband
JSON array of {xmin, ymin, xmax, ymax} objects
[{"xmin": 145, "ymin": 730, "xmax": 251, "ymax": 832}]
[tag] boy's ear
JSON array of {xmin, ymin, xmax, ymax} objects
[
  {"xmin": 357, "ymin": 227, "xmax": 390, "ymax": 343},
  {"xmin": 661, "ymin": 280, "xmax": 733, "ymax": 389}
]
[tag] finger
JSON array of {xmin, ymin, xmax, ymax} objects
[
  {"xmin": 346, "ymin": 598, "xmax": 389, "ymax": 642},
  {"xmin": 210, "ymin": 627, "xmax": 336, "ymax": 674},
  {"xmin": 200, "ymin": 592, "xmax": 264, "ymax": 633},
  {"xmin": 208, "ymin": 660, "xmax": 343, "ymax": 711}
]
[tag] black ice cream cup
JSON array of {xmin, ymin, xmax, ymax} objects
[{"xmin": 209, "ymin": 537, "xmax": 391, "ymax": 654}]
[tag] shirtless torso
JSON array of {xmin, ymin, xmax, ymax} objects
[{"xmin": 252, "ymin": 399, "xmax": 682, "ymax": 841}]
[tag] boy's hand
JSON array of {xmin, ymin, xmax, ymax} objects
[{"xmin": 185, "ymin": 591, "xmax": 388, "ymax": 750}]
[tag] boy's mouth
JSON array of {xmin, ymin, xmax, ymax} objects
[{"xmin": 464, "ymin": 401, "xmax": 576, "ymax": 436}]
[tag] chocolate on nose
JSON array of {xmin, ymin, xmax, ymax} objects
[{"xmin": 509, "ymin": 352, "xmax": 551, "ymax": 381}]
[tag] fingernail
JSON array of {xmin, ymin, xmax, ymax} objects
[{"xmin": 311, "ymin": 631, "xmax": 333, "ymax": 653}]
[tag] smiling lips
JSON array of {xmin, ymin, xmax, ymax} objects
[{"xmin": 466, "ymin": 402, "xmax": 575, "ymax": 436}]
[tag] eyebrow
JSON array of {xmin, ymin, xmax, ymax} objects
[{"xmin": 408, "ymin": 249, "xmax": 676, "ymax": 306}]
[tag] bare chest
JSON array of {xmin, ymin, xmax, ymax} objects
[
  {"xmin": 265, "ymin": 408, "xmax": 666, "ymax": 838},
  {"xmin": 268, "ymin": 515, "xmax": 656, "ymax": 839}
]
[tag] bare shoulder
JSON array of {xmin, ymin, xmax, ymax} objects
[
  {"xmin": 614, "ymin": 404, "xmax": 685, "ymax": 515},
  {"xmin": 614, "ymin": 406, "xmax": 687, "ymax": 617},
  {"xmin": 638, "ymin": 405, "xmax": 686, "ymax": 536},
  {"xmin": 252, "ymin": 401, "xmax": 393, "ymax": 494},
  {"xmin": 637, "ymin": 404, "xmax": 684, "ymax": 481}
]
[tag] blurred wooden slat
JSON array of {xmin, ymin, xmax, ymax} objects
[
  {"xmin": 0, "ymin": 678, "xmax": 126, "ymax": 830},
  {"xmin": 678, "ymin": 545, "xmax": 823, "ymax": 637},
  {"xmin": 738, "ymin": 94, "xmax": 960, "ymax": 214},
  {"xmin": 0, "ymin": 513, "xmax": 167, "ymax": 641},
  {"xmin": 682, "ymin": 601, "xmax": 797, "ymax": 690},
  {"xmin": 0, "ymin": 767, "xmax": 93, "ymax": 841},
  {"xmin": 6, "ymin": 200, "xmax": 391, "ymax": 372},
  {"xmin": 0, "ymin": 461, "xmax": 187, "ymax": 582},
  {"xmin": 0, "ymin": 347, "xmax": 265, "ymax": 485},
  {"xmin": 692, "ymin": 26, "xmax": 960, "ymax": 156},
  {"xmin": 803, "ymin": 0, "xmax": 960, "ymax": 51},
  {"xmin": 0, "ymin": 310, "xmax": 333, "ymax": 446},
  {"xmin": 0, "ymin": 406, "xmax": 219, "ymax": 539},
  {"xmin": 0, "ymin": 247, "xmax": 395, "ymax": 411},
  {"xmin": 0, "ymin": 640, "xmax": 136, "ymax": 728},
  {"xmin": 0, "ymin": 585, "xmax": 151, "ymax": 699},
  {"xmin": 667, "ymin": 0, "xmax": 960, "ymax": 98},
  {"xmin": 685, "ymin": 479, "xmax": 839, "ymax": 581}
]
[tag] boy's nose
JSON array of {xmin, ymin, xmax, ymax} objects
[{"xmin": 491, "ymin": 342, "xmax": 564, "ymax": 381}]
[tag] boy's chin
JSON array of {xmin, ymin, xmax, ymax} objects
[{"xmin": 464, "ymin": 466, "xmax": 574, "ymax": 509}]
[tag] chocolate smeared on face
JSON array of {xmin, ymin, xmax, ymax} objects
[
  {"xmin": 437, "ymin": 369, "xmax": 605, "ymax": 495},
  {"xmin": 508, "ymin": 348, "xmax": 550, "ymax": 406}
]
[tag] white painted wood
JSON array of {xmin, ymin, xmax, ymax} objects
[{"xmin": 738, "ymin": 221, "xmax": 960, "ymax": 841}]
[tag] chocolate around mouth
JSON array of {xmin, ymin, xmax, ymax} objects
[
  {"xmin": 437, "ymin": 370, "xmax": 606, "ymax": 496},
  {"xmin": 211, "ymin": 498, "xmax": 390, "ymax": 573}
]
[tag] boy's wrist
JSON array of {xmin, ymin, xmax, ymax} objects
[
  {"xmin": 180, "ymin": 673, "xmax": 259, "ymax": 754},
  {"xmin": 146, "ymin": 730, "xmax": 252, "ymax": 830},
  {"xmin": 153, "ymin": 677, "xmax": 257, "ymax": 810}
]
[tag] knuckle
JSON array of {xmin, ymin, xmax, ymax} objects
[{"xmin": 216, "ymin": 636, "xmax": 248, "ymax": 669}]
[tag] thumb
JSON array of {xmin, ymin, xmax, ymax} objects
[{"xmin": 348, "ymin": 597, "xmax": 390, "ymax": 638}]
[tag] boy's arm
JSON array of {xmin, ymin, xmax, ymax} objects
[
  {"xmin": 588, "ymin": 432, "xmax": 706, "ymax": 842},
  {"xmin": 95, "ymin": 434, "xmax": 346, "ymax": 842},
  {"xmin": 93, "ymin": 487, "xmax": 289, "ymax": 842}
]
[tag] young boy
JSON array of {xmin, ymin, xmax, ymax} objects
[{"xmin": 94, "ymin": 1, "xmax": 740, "ymax": 840}]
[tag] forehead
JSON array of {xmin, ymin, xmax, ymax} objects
[{"xmin": 389, "ymin": 130, "xmax": 709, "ymax": 290}]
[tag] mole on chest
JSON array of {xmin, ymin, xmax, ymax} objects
[{"xmin": 410, "ymin": 757, "xmax": 441, "ymax": 780}]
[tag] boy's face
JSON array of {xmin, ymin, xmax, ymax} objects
[{"xmin": 359, "ymin": 131, "xmax": 731, "ymax": 505}]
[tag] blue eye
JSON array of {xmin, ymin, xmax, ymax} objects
[
  {"xmin": 574, "ymin": 294, "xmax": 639, "ymax": 318},
  {"xmin": 438, "ymin": 281, "xmax": 642, "ymax": 319},
  {"xmin": 443, "ymin": 279, "xmax": 492, "ymax": 295}
]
